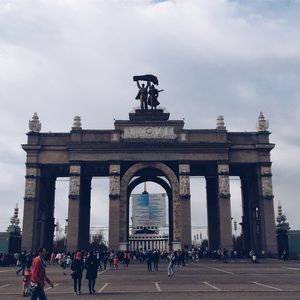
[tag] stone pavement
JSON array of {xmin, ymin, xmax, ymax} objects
[{"xmin": 1, "ymin": 259, "xmax": 300, "ymax": 300}]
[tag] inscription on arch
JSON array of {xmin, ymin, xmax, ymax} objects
[{"xmin": 122, "ymin": 126, "xmax": 177, "ymax": 140}]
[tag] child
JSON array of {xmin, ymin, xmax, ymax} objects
[
  {"xmin": 113, "ymin": 255, "xmax": 119, "ymax": 269},
  {"xmin": 22, "ymin": 266, "xmax": 31, "ymax": 297}
]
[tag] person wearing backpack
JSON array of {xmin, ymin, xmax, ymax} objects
[
  {"xmin": 71, "ymin": 251, "xmax": 84, "ymax": 295},
  {"xmin": 167, "ymin": 251, "xmax": 176, "ymax": 277},
  {"xmin": 85, "ymin": 251, "xmax": 99, "ymax": 294}
]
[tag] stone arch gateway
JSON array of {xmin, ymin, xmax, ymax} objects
[{"xmin": 21, "ymin": 109, "xmax": 277, "ymax": 255}]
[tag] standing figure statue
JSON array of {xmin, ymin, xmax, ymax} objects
[
  {"xmin": 135, "ymin": 80, "xmax": 150, "ymax": 110},
  {"xmin": 148, "ymin": 84, "xmax": 163, "ymax": 110},
  {"xmin": 133, "ymin": 74, "xmax": 163, "ymax": 111}
]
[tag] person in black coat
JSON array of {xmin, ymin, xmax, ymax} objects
[
  {"xmin": 71, "ymin": 251, "xmax": 84, "ymax": 295},
  {"xmin": 85, "ymin": 251, "xmax": 99, "ymax": 294}
]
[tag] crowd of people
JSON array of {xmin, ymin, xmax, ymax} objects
[
  {"xmin": 0, "ymin": 246, "xmax": 291, "ymax": 299},
  {"xmin": 0, "ymin": 248, "xmax": 188, "ymax": 298}
]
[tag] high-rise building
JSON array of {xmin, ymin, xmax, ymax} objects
[
  {"xmin": 131, "ymin": 190, "xmax": 166, "ymax": 228},
  {"xmin": 129, "ymin": 184, "xmax": 168, "ymax": 251}
]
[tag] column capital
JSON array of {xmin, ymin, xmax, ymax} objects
[
  {"xmin": 218, "ymin": 163, "xmax": 229, "ymax": 175},
  {"xmin": 259, "ymin": 165, "xmax": 272, "ymax": 177},
  {"xmin": 179, "ymin": 163, "xmax": 190, "ymax": 175},
  {"xmin": 69, "ymin": 164, "xmax": 81, "ymax": 176},
  {"xmin": 109, "ymin": 164, "xmax": 120, "ymax": 175}
]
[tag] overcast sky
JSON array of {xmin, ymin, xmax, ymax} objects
[{"xmin": 1, "ymin": 0, "xmax": 300, "ymax": 236}]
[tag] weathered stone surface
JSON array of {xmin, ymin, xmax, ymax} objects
[{"xmin": 21, "ymin": 109, "xmax": 277, "ymax": 254}]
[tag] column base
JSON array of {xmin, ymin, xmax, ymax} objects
[
  {"xmin": 172, "ymin": 241, "xmax": 182, "ymax": 251},
  {"xmin": 119, "ymin": 242, "xmax": 128, "ymax": 251}
]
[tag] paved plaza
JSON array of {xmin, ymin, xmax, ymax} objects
[{"xmin": 1, "ymin": 259, "xmax": 300, "ymax": 300}]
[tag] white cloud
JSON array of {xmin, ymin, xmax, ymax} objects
[{"xmin": 0, "ymin": 0, "xmax": 299, "ymax": 238}]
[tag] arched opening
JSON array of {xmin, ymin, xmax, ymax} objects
[
  {"xmin": 116, "ymin": 162, "xmax": 180, "ymax": 251},
  {"xmin": 190, "ymin": 177, "xmax": 207, "ymax": 250},
  {"xmin": 90, "ymin": 177, "xmax": 109, "ymax": 250},
  {"xmin": 128, "ymin": 180, "xmax": 169, "ymax": 251},
  {"xmin": 230, "ymin": 176, "xmax": 243, "ymax": 256},
  {"xmin": 53, "ymin": 177, "xmax": 69, "ymax": 252}
]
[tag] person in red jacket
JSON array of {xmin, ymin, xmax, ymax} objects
[{"xmin": 30, "ymin": 248, "xmax": 54, "ymax": 300}]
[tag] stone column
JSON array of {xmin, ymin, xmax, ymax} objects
[
  {"xmin": 40, "ymin": 177, "xmax": 56, "ymax": 252},
  {"xmin": 217, "ymin": 163, "xmax": 233, "ymax": 250},
  {"xmin": 172, "ymin": 170, "xmax": 181, "ymax": 251},
  {"xmin": 206, "ymin": 176, "xmax": 220, "ymax": 251},
  {"xmin": 67, "ymin": 164, "xmax": 81, "ymax": 251},
  {"xmin": 79, "ymin": 177, "xmax": 92, "ymax": 250},
  {"xmin": 257, "ymin": 164, "xmax": 277, "ymax": 255},
  {"xmin": 179, "ymin": 163, "xmax": 192, "ymax": 249},
  {"xmin": 240, "ymin": 173, "xmax": 258, "ymax": 254},
  {"xmin": 108, "ymin": 164, "xmax": 121, "ymax": 251},
  {"xmin": 22, "ymin": 164, "xmax": 41, "ymax": 251}
]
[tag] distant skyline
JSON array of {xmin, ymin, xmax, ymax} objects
[{"xmin": 1, "ymin": 0, "xmax": 300, "ymax": 232}]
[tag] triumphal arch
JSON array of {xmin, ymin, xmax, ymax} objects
[{"xmin": 21, "ymin": 76, "xmax": 277, "ymax": 255}]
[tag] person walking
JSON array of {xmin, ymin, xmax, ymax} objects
[
  {"xmin": 16, "ymin": 251, "xmax": 27, "ymax": 276},
  {"xmin": 167, "ymin": 252, "xmax": 176, "ymax": 277},
  {"xmin": 113, "ymin": 255, "xmax": 119, "ymax": 269},
  {"xmin": 71, "ymin": 251, "xmax": 84, "ymax": 295},
  {"xmin": 85, "ymin": 251, "xmax": 99, "ymax": 294},
  {"xmin": 22, "ymin": 265, "xmax": 31, "ymax": 297},
  {"xmin": 30, "ymin": 248, "xmax": 54, "ymax": 300}
]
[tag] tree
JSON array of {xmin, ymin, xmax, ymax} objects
[{"xmin": 90, "ymin": 230, "xmax": 107, "ymax": 252}]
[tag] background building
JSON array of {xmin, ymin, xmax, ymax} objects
[
  {"xmin": 131, "ymin": 190, "xmax": 166, "ymax": 228},
  {"xmin": 129, "ymin": 186, "xmax": 168, "ymax": 251}
]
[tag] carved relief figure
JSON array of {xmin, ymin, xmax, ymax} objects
[
  {"xmin": 110, "ymin": 176, "xmax": 120, "ymax": 196},
  {"xmin": 219, "ymin": 175, "xmax": 230, "ymax": 196},
  {"xmin": 25, "ymin": 179, "xmax": 36, "ymax": 198},
  {"xmin": 262, "ymin": 177, "xmax": 273, "ymax": 197},
  {"xmin": 69, "ymin": 177, "xmax": 80, "ymax": 195},
  {"xmin": 180, "ymin": 176, "xmax": 190, "ymax": 196},
  {"xmin": 122, "ymin": 126, "xmax": 176, "ymax": 140}
]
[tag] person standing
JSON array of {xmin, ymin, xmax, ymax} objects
[
  {"xmin": 71, "ymin": 251, "xmax": 84, "ymax": 295},
  {"xmin": 153, "ymin": 250, "xmax": 159, "ymax": 272},
  {"xmin": 30, "ymin": 248, "xmax": 54, "ymax": 300},
  {"xmin": 50, "ymin": 252, "xmax": 55, "ymax": 265},
  {"xmin": 146, "ymin": 249, "xmax": 153, "ymax": 272},
  {"xmin": 167, "ymin": 252, "xmax": 176, "ymax": 277},
  {"xmin": 85, "ymin": 251, "xmax": 99, "ymax": 294}
]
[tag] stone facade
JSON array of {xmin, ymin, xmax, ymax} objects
[{"xmin": 21, "ymin": 109, "xmax": 277, "ymax": 255}]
